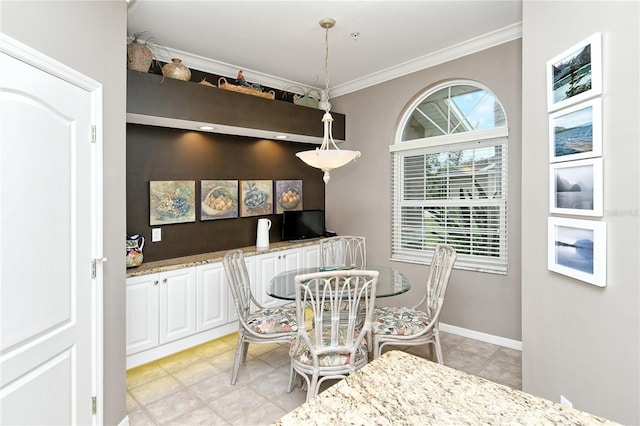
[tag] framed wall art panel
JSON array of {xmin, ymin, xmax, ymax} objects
[
  {"xmin": 549, "ymin": 158, "xmax": 603, "ymax": 216},
  {"xmin": 547, "ymin": 32, "xmax": 601, "ymax": 112},
  {"xmin": 548, "ymin": 217, "xmax": 606, "ymax": 287},
  {"xmin": 549, "ymin": 98, "xmax": 602, "ymax": 163}
]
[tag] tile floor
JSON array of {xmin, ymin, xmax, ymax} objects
[{"xmin": 126, "ymin": 331, "xmax": 522, "ymax": 425}]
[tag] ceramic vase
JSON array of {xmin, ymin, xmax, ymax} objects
[
  {"xmin": 127, "ymin": 41, "xmax": 153, "ymax": 72},
  {"xmin": 162, "ymin": 58, "xmax": 191, "ymax": 81}
]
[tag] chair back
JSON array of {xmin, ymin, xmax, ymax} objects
[
  {"xmin": 420, "ymin": 244, "xmax": 457, "ymax": 317},
  {"xmin": 319, "ymin": 236, "xmax": 366, "ymax": 270},
  {"xmin": 293, "ymin": 270, "xmax": 378, "ymax": 371},
  {"xmin": 223, "ymin": 249, "xmax": 260, "ymax": 318}
]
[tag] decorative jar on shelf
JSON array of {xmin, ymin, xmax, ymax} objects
[{"xmin": 162, "ymin": 58, "xmax": 191, "ymax": 81}]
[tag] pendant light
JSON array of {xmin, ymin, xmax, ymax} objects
[{"xmin": 296, "ymin": 18, "xmax": 361, "ymax": 184}]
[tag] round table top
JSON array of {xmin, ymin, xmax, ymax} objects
[{"xmin": 268, "ymin": 265, "xmax": 411, "ymax": 300}]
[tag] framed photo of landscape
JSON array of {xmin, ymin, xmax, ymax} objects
[
  {"xmin": 548, "ymin": 217, "xmax": 606, "ymax": 287},
  {"xmin": 547, "ymin": 32, "xmax": 601, "ymax": 112},
  {"xmin": 549, "ymin": 158, "xmax": 602, "ymax": 216},
  {"xmin": 549, "ymin": 98, "xmax": 601, "ymax": 163}
]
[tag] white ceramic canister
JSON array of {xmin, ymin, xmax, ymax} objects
[{"xmin": 256, "ymin": 218, "xmax": 271, "ymax": 250}]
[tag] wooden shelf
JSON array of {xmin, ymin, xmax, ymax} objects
[{"xmin": 126, "ymin": 70, "xmax": 345, "ymax": 144}]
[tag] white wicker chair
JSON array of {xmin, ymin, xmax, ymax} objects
[
  {"xmin": 288, "ymin": 269, "xmax": 379, "ymax": 402},
  {"xmin": 372, "ymin": 244, "xmax": 457, "ymax": 362},
  {"xmin": 222, "ymin": 249, "xmax": 296, "ymax": 384},
  {"xmin": 319, "ymin": 236, "xmax": 366, "ymax": 270}
]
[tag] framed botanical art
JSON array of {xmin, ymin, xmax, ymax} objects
[
  {"xmin": 547, "ymin": 32, "xmax": 601, "ymax": 112},
  {"xmin": 548, "ymin": 217, "xmax": 606, "ymax": 287},
  {"xmin": 549, "ymin": 98, "xmax": 602, "ymax": 163},
  {"xmin": 149, "ymin": 180, "xmax": 196, "ymax": 225},
  {"xmin": 274, "ymin": 180, "xmax": 303, "ymax": 214},
  {"xmin": 240, "ymin": 180, "xmax": 273, "ymax": 217},
  {"xmin": 200, "ymin": 180, "xmax": 238, "ymax": 220},
  {"xmin": 549, "ymin": 158, "xmax": 603, "ymax": 216}
]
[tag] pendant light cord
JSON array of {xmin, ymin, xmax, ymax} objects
[{"xmin": 324, "ymin": 24, "xmax": 330, "ymax": 112}]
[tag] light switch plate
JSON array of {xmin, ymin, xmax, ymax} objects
[{"xmin": 152, "ymin": 228, "xmax": 161, "ymax": 242}]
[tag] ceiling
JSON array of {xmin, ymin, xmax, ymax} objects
[{"xmin": 127, "ymin": 1, "xmax": 522, "ymax": 96}]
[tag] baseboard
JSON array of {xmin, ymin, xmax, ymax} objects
[
  {"xmin": 439, "ymin": 323, "xmax": 522, "ymax": 351},
  {"xmin": 118, "ymin": 415, "xmax": 129, "ymax": 426}
]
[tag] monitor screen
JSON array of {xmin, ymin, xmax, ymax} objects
[{"xmin": 281, "ymin": 209, "xmax": 326, "ymax": 241}]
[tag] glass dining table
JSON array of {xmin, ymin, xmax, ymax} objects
[{"xmin": 267, "ymin": 265, "xmax": 411, "ymax": 301}]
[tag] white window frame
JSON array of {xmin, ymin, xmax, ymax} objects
[{"xmin": 390, "ymin": 81, "xmax": 509, "ymax": 274}]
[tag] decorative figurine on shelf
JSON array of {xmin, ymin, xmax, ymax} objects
[{"xmin": 234, "ymin": 69, "xmax": 264, "ymax": 91}]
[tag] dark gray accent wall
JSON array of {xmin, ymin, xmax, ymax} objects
[{"xmin": 126, "ymin": 124, "xmax": 325, "ymax": 262}]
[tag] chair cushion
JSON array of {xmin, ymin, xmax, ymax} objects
[
  {"xmin": 290, "ymin": 328, "xmax": 368, "ymax": 367},
  {"xmin": 245, "ymin": 306, "xmax": 297, "ymax": 334},
  {"xmin": 372, "ymin": 306, "xmax": 431, "ymax": 336}
]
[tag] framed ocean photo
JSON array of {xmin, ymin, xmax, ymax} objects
[
  {"xmin": 548, "ymin": 217, "xmax": 606, "ymax": 287},
  {"xmin": 549, "ymin": 98, "xmax": 601, "ymax": 163},
  {"xmin": 547, "ymin": 33, "xmax": 601, "ymax": 112},
  {"xmin": 549, "ymin": 158, "xmax": 602, "ymax": 216}
]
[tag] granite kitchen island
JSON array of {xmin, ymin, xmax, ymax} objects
[{"xmin": 274, "ymin": 351, "xmax": 616, "ymax": 425}]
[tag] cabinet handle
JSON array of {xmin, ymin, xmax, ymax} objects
[
  {"xmin": 278, "ymin": 255, "xmax": 281, "ymax": 259},
  {"xmin": 154, "ymin": 280, "xmax": 158, "ymax": 285},
  {"xmin": 163, "ymin": 278, "xmax": 167, "ymax": 283}
]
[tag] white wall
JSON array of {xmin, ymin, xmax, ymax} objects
[
  {"xmin": 1, "ymin": 2, "xmax": 128, "ymax": 424},
  {"xmin": 330, "ymin": 40, "xmax": 523, "ymax": 341},
  {"xmin": 521, "ymin": 1, "xmax": 639, "ymax": 423}
]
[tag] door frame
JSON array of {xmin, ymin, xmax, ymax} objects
[{"xmin": 0, "ymin": 33, "xmax": 105, "ymax": 424}]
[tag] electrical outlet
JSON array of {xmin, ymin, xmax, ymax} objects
[
  {"xmin": 560, "ymin": 395, "xmax": 573, "ymax": 408},
  {"xmin": 152, "ymin": 228, "xmax": 161, "ymax": 242}
]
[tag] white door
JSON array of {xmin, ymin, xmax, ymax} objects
[
  {"xmin": 0, "ymin": 36, "xmax": 102, "ymax": 425},
  {"xmin": 196, "ymin": 264, "xmax": 228, "ymax": 332},
  {"xmin": 126, "ymin": 274, "xmax": 160, "ymax": 355}
]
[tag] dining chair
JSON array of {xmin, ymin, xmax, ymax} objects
[
  {"xmin": 372, "ymin": 244, "xmax": 457, "ymax": 363},
  {"xmin": 288, "ymin": 269, "xmax": 379, "ymax": 402},
  {"xmin": 222, "ymin": 249, "xmax": 297, "ymax": 385},
  {"xmin": 319, "ymin": 236, "xmax": 366, "ymax": 270}
]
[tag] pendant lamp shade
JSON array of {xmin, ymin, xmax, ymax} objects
[{"xmin": 295, "ymin": 18, "xmax": 361, "ymax": 184}]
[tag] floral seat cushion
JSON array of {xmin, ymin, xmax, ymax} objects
[
  {"xmin": 372, "ymin": 306, "xmax": 431, "ymax": 336},
  {"xmin": 245, "ymin": 305, "xmax": 297, "ymax": 334},
  {"xmin": 290, "ymin": 328, "xmax": 368, "ymax": 367}
]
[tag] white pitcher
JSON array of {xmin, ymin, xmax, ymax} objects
[{"xmin": 256, "ymin": 218, "xmax": 271, "ymax": 250}]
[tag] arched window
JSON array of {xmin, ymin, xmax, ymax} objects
[{"xmin": 390, "ymin": 81, "xmax": 508, "ymax": 274}]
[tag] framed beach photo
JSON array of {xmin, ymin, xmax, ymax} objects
[
  {"xmin": 549, "ymin": 158, "xmax": 603, "ymax": 216},
  {"xmin": 547, "ymin": 33, "xmax": 601, "ymax": 112},
  {"xmin": 549, "ymin": 98, "xmax": 601, "ymax": 163},
  {"xmin": 548, "ymin": 217, "xmax": 606, "ymax": 287}
]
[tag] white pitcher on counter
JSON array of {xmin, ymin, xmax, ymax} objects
[{"xmin": 256, "ymin": 218, "xmax": 271, "ymax": 250}]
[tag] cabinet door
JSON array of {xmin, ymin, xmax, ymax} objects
[
  {"xmin": 255, "ymin": 248, "xmax": 302, "ymax": 308},
  {"xmin": 196, "ymin": 263, "xmax": 228, "ymax": 332},
  {"xmin": 302, "ymin": 244, "xmax": 320, "ymax": 268},
  {"xmin": 126, "ymin": 274, "xmax": 159, "ymax": 355},
  {"xmin": 159, "ymin": 267, "xmax": 196, "ymax": 344},
  {"xmin": 254, "ymin": 251, "xmax": 281, "ymax": 308}
]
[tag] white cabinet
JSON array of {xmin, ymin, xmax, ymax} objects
[
  {"xmin": 196, "ymin": 263, "xmax": 228, "ymax": 332},
  {"xmin": 255, "ymin": 247, "xmax": 302, "ymax": 308},
  {"xmin": 126, "ymin": 274, "xmax": 159, "ymax": 354},
  {"xmin": 126, "ymin": 267, "xmax": 196, "ymax": 355},
  {"xmin": 302, "ymin": 244, "xmax": 321, "ymax": 268}
]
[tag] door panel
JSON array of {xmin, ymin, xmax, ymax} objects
[{"xmin": 1, "ymin": 40, "xmax": 98, "ymax": 425}]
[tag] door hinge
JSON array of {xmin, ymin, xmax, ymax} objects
[
  {"xmin": 91, "ymin": 125, "xmax": 96, "ymax": 143},
  {"xmin": 91, "ymin": 396, "xmax": 97, "ymax": 415},
  {"xmin": 91, "ymin": 257, "xmax": 108, "ymax": 279}
]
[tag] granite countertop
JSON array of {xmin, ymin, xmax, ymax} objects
[
  {"xmin": 126, "ymin": 240, "xmax": 319, "ymax": 278},
  {"xmin": 274, "ymin": 351, "xmax": 617, "ymax": 425}
]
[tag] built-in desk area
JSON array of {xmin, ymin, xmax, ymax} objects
[{"xmin": 275, "ymin": 351, "xmax": 616, "ymax": 425}]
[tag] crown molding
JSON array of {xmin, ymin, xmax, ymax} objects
[{"xmin": 151, "ymin": 22, "xmax": 522, "ymax": 98}]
